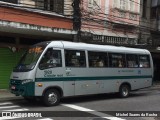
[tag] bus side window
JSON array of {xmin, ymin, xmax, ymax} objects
[
  {"xmin": 126, "ymin": 54, "xmax": 138, "ymax": 68},
  {"xmin": 39, "ymin": 48, "xmax": 62, "ymax": 69},
  {"xmin": 139, "ymin": 55, "xmax": 150, "ymax": 68},
  {"xmin": 88, "ymin": 51, "xmax": 108, "ymax": 67},
  {"xmin": 65, "ymin": 50, "xmax": 86, "ymax": 67},
  {"xmin": 109, "ymin": 53, "xmax": 125, "ymax": 68}
]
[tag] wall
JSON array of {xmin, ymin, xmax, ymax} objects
[{"xmin": 0, "ymin": 6, "xmax": 73, "ymax": 29}]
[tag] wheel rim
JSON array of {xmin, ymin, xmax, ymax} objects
[
  {"xmin": 122, "ymin": 87, "xmax": 128, "ymax": 97},
  {"xmin": 48, "ymin": 92, "xmax": 57, "ymax": 104}
]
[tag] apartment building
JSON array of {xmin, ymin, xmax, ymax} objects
[
  {"xmin": 140, "ymin": 0, "xmax": 160, "ymax": 81},
  {"xmin": 79, "ymin": 0, "xmax": 140, "ymax": 45}
]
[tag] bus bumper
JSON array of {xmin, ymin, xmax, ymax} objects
[{"xmin": 9, "ymin": 79, "xmax": 35, "ymax": 97}]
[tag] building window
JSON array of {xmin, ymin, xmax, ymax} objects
[
  {"xmin": 130, "ymin": 0, "xmax": 135, "ymax": 11},
  {"xmin": 113, "ymin": 0, "xmax": 118, "ymax": 8},
  {"xmin": 151, "ymin": 7, "xmax": 157, "ymax": 19},
  {"xmin": 88, "ymin": 0, "xmax": 101, "ymax": 10},
  {"xmin": 129, "ymin": 13, "xmax": 137, "ymax": 20},
  {"xmin": 119, "ymin": 11, "xmax": 126, "ymax": 18},
  {"xmin": 120, "ymin": 0, "xmax": 127, "ymax": 10},
  {"xmin": 142, "ymin": 0, "xmax": 147, "ymax": 18},
  {"xmin": 44, "ymin": 0, "xmax": 63, "ymax": 14}
]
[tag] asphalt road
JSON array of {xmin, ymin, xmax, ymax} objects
[{"xmin": 0, "ymin": 87, "xmax": 160, "ymax": 120}]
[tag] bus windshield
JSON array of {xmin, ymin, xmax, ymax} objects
[{"xmin": 14, "ymin": 44, "xmax": 47, "ymax": 72}]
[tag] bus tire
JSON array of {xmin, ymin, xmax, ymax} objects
[
  {"xmin": 43, "ymin": 89, "xmax": 60, "ymax": 106},
  {"xmin": 119, "ymin": 84, "xmax": 130, "ymax": 98}
]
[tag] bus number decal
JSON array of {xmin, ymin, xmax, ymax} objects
[
  {"xmin": 44, "ymin": 70, "xmax": 63, "ymax": 78},
  {"xmin": 44, "ymin": 70, "xmax": 53, "ymax": 77}
]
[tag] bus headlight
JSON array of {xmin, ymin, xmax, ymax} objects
[{"xmin": 22, "ymin": 79, "xmax": 33, "ymax": 84}]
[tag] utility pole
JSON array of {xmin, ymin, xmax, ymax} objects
[{"xmin": 72, "ymin": 0, "xmax": 81, "ymax": 42}]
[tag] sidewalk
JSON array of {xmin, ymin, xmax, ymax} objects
[
  {"xmin": 152, "ymin": 81, "xmax": 160, "ymax": 89},
  {"xmin": 0, "ymin": 82, "xmax": 160, "ymax": 102},
  {"xmin": 0, "ymin": 89, "xmax": 22, "ymax": 102}
]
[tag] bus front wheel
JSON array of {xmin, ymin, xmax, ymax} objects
[
  {"xmin": 119, "ymin": 84, "xmax": 130, "ymax": 98},
  {"xmin": 43, "ymin": 89, "xmax": 60, "ymax": 106}
]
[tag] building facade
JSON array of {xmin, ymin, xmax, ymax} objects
[
  {"xmin": 140, "ymin": 0, "xmax": 160, "ymax": 81},
  {"xmin": 79, "ymin": 0, "xmax": 140, "ymax": 45},
  {"xmin": 139, "ymin": 0, "xmax": 151, "ymax": 45},
  {"xmin": 0, "ymin": 0, "xmax": 75, "ymax": 89}
]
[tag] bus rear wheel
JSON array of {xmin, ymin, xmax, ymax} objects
[
  {"xmin": 43, "ymin": 89, "xmax": 60, "ymax": 106},
  {"xmin": 119, "ymin": 84, "xmax": 130, "ymax": 98}
]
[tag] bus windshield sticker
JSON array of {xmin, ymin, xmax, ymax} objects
[{"xmin": 29, "ymin": 47, "xmax": 43, "ymax": 54}]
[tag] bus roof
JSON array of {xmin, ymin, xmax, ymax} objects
[{"xmin": 46, "ymin": 41, "xmax": 150, "ymax": 54}]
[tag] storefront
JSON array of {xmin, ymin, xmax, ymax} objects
[
  {"xmin": 0, "ymin": 36, "xmax": 26, "ymax": 89},
  {"xmin": 0, "ymin": 45, "xmax": 25, "ymax": 89}
]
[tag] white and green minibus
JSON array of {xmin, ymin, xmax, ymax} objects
[{"xmin": 10, "ymin": 41, "xmax": 153, "ymax": 106}]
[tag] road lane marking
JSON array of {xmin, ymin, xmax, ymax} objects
[
  {"xmin": 0, "ymin": 117, "xmax": 53, "ymax": 120},
  {"xmin": 0, "ymin": 102, "xmax": 13, "ymax": 106},
  {"xmin": 62, "ymin": 104, "xmax": 126, "ymax": 120},
  {"xmin": 63, "ymin": 104, "xmax": 94, "ymax": 111},
  {"xmin": 4, "ymin": 108, "xmax": 29, "ymax": 111},
  {"xmin": 0, "ymin": 106, "xmax": 20, "ymax": 109},
  {"xmin": 37, "ymin": 118, "xmax": 53, "ymax": 120},
  {"xmin": 0, "ymin": 117, "xmax": 21, "ymax": 120}
]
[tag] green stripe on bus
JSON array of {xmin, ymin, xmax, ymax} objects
[{"xmin": 35, "ymin": 75, "xmax": 152, "ymax": 82}]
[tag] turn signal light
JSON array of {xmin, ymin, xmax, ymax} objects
[{"xmin": 38, "ymin": 83, "xmax": 43, "ymax": 87}]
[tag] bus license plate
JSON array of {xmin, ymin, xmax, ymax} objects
[{"xmin": 11, "ymin": 86, "xmax": 16, "ymax": 90}]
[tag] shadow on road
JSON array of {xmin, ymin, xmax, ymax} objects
[
  {"xmin": 10, "ymin": 89, "xmax": 155, "ymax": 107},
  {"xmin": 60, "ymin": 91, "xmax": 150, "ymax": 104}
]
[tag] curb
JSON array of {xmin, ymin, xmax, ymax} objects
[{"xmin": 0, "ymin": 97, "xmax": 23, "ymax": 102}]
